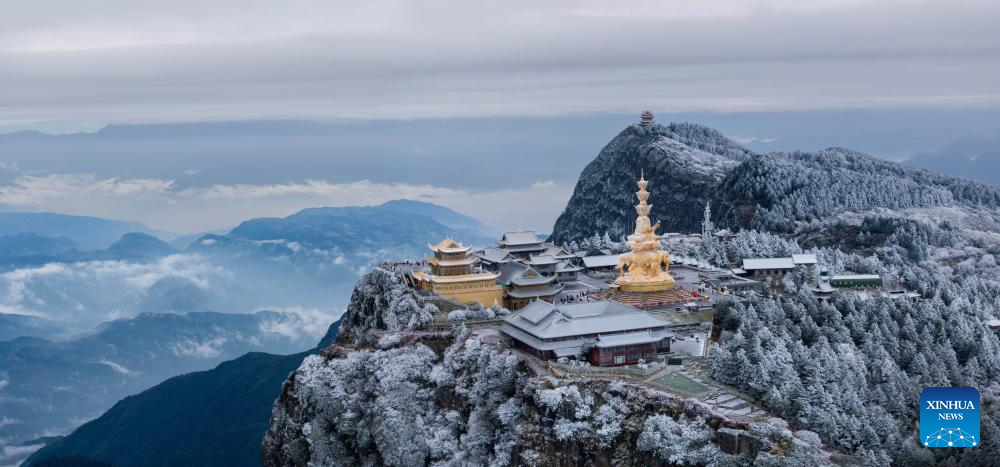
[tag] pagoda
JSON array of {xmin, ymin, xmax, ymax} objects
[
  {"xmin": 411, "ymin": 238, "xmax": 504, "ymax": 306},
  {"xmin": 612, "ymin": 171, "xmax": 676, "ymax": 292},
  {"xmin": 639, "ymin": 110, "xmax": 655, "ymax": 126}
]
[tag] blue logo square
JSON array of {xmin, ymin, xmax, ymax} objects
[{"xmin": 920, "ymin": 387, "xmax": 980, "ymax": 448}]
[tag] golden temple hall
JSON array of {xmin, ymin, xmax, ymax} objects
[{"xmin": 411, "ymin": 238, "xmax": 505, "ymax": 306}]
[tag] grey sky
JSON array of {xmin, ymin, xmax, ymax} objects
[
  {"xmin": 1, "ymin": 1, "xmax": 998, "ymax": 235},
  {"xmin": 2, "ymin": 0, "xmax": 999, "ymax": 129}
]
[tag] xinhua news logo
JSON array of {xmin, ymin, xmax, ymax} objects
[{"xmin": 920, "ymin": 387, "xmax": 980, "ymax": 448}]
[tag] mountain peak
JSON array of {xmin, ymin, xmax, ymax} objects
[{"xmin": 549, "ymin": 123, "xmax": 750, "ymax": 244}]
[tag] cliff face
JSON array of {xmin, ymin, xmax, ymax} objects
[
  {"xmin": 333, "ymin": 267, "xmax": 437, "ymax": 345},
  {"xmin": 548, "ymin": 123, "xmax": 752, "ymax": 245},
  {"xmin": 262, "ymin": 269, "xmax": 828, "ymax": 466}
]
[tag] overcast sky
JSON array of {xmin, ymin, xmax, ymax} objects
[
  {"xmin": 0, "ymin": 1, "xmax": 998, "ymax": 234},
  {"xmin": 2, "ymin": 0, "xmax": 999, "ymax": 129}
]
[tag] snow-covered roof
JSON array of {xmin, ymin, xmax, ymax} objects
[
  {"xmin": 730, "ymin": 268, "xmax": 746, "ymax": 275},
  {"xmin": 541, "ymin": 244, "xmax": 566, "ymax": 256},
  {"xmin": 499, "ymin": 230, "xmax": 541, "ymax": 246},
  {"xmin": 503, "ymin": 300, "xmax": 668, "ymax": 340},
  {"xmin": 831, "ymin": 274, "xmax": 881, "ymax": 280},
  {"xmin": 595, "ymin": 330, "xmax": 671, "ymax": 348},
  {"xmin": 582, "ymin": 254, "xmax": 620, "ymax": 268},
  {"xmin": 499, "ymin": 324, "xmax": 588, "ymax": 354},
  {"xmin": 742, "ymin": 257, "xmax": 795, "ymax": 270},
  {"xmin": 529, "ymin": 254, "xmax": 558, "ymax": 266},
  {"xmin": 497, "ymin": 261, "xmax": 530, "ymax": 285},
  {"xmin": 511, "ymin": 268, "xmax": 554, "ymax": 287},
  {"xmin": 475, "ymin": 247, "xmax": 512, "ymax": 263},
  {"xmin": 427, "ymin": 256, "xmax": 475, "ymax": 267},
  {"xmin": 556, "ymin": 261, "xmax": 583, "ymax": 273},
  {"xmin": 428, "ymin": 238, "xmax": 470, "ymax": 254},
  {"xmin": 791, "ymin": 254, "xmax": 818, "ymax": 265},
  {"xmin": 507, "ymin": 285, "xmax": 564, "ymax": 298}
]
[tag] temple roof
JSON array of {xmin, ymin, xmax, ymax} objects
[
  {"xmin": 498, "ymin": 261, "xmax": 554, "ymax": 286},
  {"xmin": 792, "ymin": 254, "xmax": 818, "ymax": 265},
  {"xmin": 595, "ymin": 330, "xmax": 671, "ymax": 348},
  {"xmin": 426, "ymin": 256, "xmax": 475, "ymax": 267},
  {"xmin": 503, "ymin": 300, "xmax": 667, "ymax": 340},
  {"xmin": 556, "ymin": 261, "xmax": 584, "ymax": 273},
  {"xmin": 474, "ymin": 247, "xmax": 513, "ymax": 263},
  {"xmin": 528, "ymin": 254, "xmax": 559, "ymax": 266},
  {"xmin": 499, "ymin": 230, "xmax": 541, "ymax": 246},
  {"xmin": 511, "ymin": 267, "xmax": 555, "ymax": 286},
  {"xmin": 541, "ymin": 244, "xmax": 567, "ymax": 256},
  {"xmin": 507, "ymin": 284, "xmax": 564, "ymax": 298},
  {"xmin": 428, "ymin": 238, "xmax": 471, "ymax": 254},
  {"xmin": 582, "ymin": 254, "xmax": 620, "ymax": 268},
  {"xmin": 742, "ymin": 257, "xmax": 795, "ymax": 270}
]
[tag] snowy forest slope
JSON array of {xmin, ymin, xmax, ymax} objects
[{"xmin": 262, "ymin": 268, "xmax": 831, "ymax": 466}]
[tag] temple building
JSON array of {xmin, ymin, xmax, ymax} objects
[
  {"xmin": 498, "ymin": 230, "xmax": 548, "ymax": 259},
  {"xmin": 500, "ymin": 300, "xmax": 672, "ymax": 366},
  {"xmin": 497, "ymin": 262, "xmax": 564, "ymax": 310},
  {"xmin": 478, "ymin": 231, "xmax": 584, "ymax": 283},
  {"xmin": 613, "ymin": 171, "xmax": 676, "ymax": 292},
  {"xmin": 473, "ymin": 247, "xmax": 513, "ymax": 272},
  {"xmin": 639, "ymin": 110, "xmax": 655, "ymax": 126},
  {"xmin": 411, "ymin": 238, "xmax": 504, "ymax": 306}
]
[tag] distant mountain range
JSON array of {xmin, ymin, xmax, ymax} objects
[
  {"xmin": 193, "ymin": 199, "xmax": 495, "ymax": 265},
  {"xmin": 0, "ymin": 212, "xmax": 160, "ymax": 250},
  {"xmin": 906, "ymin": 134, "xmax": 1000, "ymax": 187},
  {"xmin": 0, "ymin": 231, "xmax": 177, "ymax": 270},
  {"xmin": 0, "ymin": 199, "xmax": 494, "ymax": 464},
  {"xmin": 0, "ymin": 310, "xmax": 331, "ymax": 461},
  {"xmin": 22, "ymin": 319, "xmax": 342, "ymax": 467}
]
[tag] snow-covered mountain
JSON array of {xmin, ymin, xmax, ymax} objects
[
  {"xmin": 549, "ymin": 123, "xmax": 751, "ymax": 245},
  {"xmin": 262, "ymin": 269, "xmax": 828, "ymax": 466}
]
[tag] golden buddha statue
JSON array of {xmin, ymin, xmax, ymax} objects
[{"xmin": 613, "ymin": 171, "xmax": 676, "ymax": 292}]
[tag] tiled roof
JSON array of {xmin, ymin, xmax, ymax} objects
[
  {"xmin": 595, "ymin": 330, "xmax": 672, "ymax": 348},
  {"xmin": 507, "ymin": 285, "xmax": 564, "ymax": 298},
  {"xmin": 503, "ymin": 300, "xmax": 668, "ymax": 340},
  {"xmin": 500, "ymin": 230, "xmax": 541, "ymax": 246},
  {"xmin": 475, "ymin": 247, "xmax": 512, "ymax": 263},
  {"xmin": 792, "ymin": 254, "xmax": 817, "ymax": 265},
  {"xmin": 742, "ymin": 257, "xmax": 795, "ymax": 270},
  {"xmin": 582, "ymin": 254, "xmax": 620, "ymax": 268}
]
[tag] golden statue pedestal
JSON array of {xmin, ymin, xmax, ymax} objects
[{"xmin": 612, "ymin": 275, "xmax": 676, "ymax": 292}]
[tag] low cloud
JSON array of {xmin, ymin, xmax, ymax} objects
[
  {"xmin": 0, "ymin": 254, "xmax": 230, "ymax": 327},
  {"xmin": 257, "ymin": 306, "xmax": 337, "ymax": 341},
  {"xmin": 732, "ymin": 136, "xmax": 777, "ymax": 144},
  {"xmin": 0, "ymin": 443, "xmax": 44, "ymax": 464},
  {"xmin": 98, "ymin": 359, "xmax": 133, "ymax": 375},
  {"xmin": 169, "ymin": 336, "xmax": 228, "ymax": 359},
  {"xmin": 0, "ymin": 173, "xmax": 569, "ymax": 233}
]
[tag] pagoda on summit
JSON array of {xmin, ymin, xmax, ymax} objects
[
  {"xmin": 612, "ymin": 170, "xmax": 676, "ymax": 292},
  {"xmin": 639, "ymin": 110, "xmax": 655, "ymax": 126}
]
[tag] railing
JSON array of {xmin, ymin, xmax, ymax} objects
[
  {"xmin": 548, "ymin": 361, "xmax": 664, "ymax": 379},
  {"xmin": 424, "ymin": 318, "xmax": 505, "ymax": 332}
]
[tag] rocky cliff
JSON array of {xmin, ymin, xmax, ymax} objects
[{"xmin": 261, "ymin": 269, "xmax": 830, "ymax": 466}]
